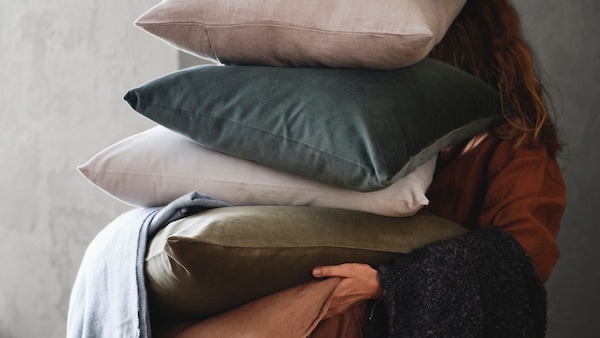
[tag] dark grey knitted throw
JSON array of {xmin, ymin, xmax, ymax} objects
[{"xmin": 365, "ymin": 226, "xmax": 547, "ymax": 338}]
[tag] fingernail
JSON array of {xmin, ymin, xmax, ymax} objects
[{"xmin": 313, "ymin": 268, "xmax": 321, "ymax": 277}]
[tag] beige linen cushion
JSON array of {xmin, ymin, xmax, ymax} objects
[
  {"xmin": 145, "ymin": 206, "xmax": 468, "ymax": 321},
  {"xmin": 78, "ymin": 126, "xmax": 435, "ymax": 217},
  {"xmin": 134, "ymin": 0, "xmax": 466, "ymax": 69}
]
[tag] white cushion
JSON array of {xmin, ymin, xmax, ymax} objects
[
  {"xmin": 78, "ymin": 126, "xmax": 435, "ymax": 217},
  {"xmin": 134, "ymin": 0, "xmax": 466, "ymax": 69}
]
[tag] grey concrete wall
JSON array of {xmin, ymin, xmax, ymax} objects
[
  {"xmin": 513, "ymin": 1, "xmax": 600, "ymax": 337},
  {"xmin": 0, "ymin": 1, "xmax": 177, "ymax": 337},
  {"xmin": 1, "ymin": 1, "xmax": 598, "ymax": 337}
]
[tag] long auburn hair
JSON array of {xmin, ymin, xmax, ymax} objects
[{"xmin": 429, "ymin": 0, "xmax": 562, "ymax": 157}]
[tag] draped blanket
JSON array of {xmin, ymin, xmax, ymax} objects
[
  {"xmin": 67, "ymin": 193, "xmax": 230, "ymax": 338},
  {"xmin": 365, "ymin": 226, "xmax": 547, "ymax": 338}
]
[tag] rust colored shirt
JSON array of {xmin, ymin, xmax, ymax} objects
[{"xmin": 425, "ymin": 134, "xmax": 566, "ymax": 283}]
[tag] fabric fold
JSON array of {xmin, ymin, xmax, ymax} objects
[
  {"xmin": 67, "ymin": 192, "xmax": 231, "ymax": 338},
  {"xmin": 156, "ymin": 278, "xmax": 341, "ymax": 338}
]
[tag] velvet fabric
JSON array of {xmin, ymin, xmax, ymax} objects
[
  {"xmin": 145, "ymin": 206, "xmax": 467, "ymax": 321},
  {"xmin": 124, "ymin": 59, "xmax": 503, "ymax": 192}
]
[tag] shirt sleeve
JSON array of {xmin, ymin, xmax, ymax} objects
[{"xmin": 477, "ymin": 145, "xmax": 566, "ymax": 282}]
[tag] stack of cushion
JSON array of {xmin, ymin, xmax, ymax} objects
[{"xmin": 79, "ymin": 0, "xmax": 508, "ymax": 320}]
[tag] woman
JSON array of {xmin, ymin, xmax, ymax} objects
[
  {"xmin": 312, "ymin": 0, "xmax": 566, "ymax": 336},
  {"xmin": 157, "ymin": 1, "xmax": 565, "ymax": 337}
]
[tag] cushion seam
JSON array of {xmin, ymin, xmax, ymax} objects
[
  {"xmin": 156, "ymin": 104, "xmax": 376, "ymax": 174},
  {"xmin": 139, "ymin": 21, "xmax": 432, "ymax": 38}
]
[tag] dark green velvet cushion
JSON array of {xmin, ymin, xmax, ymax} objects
[
  {"xmin": 125, "ymin": 58, "xmax": 502, "ymax": 192},
  {"xmin": 145, "ymin": 206, "xmax": 468, "ymax": 321}
]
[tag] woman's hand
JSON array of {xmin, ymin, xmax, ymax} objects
[{"xmin": 312, "ymin": 263, "xmax": 382, "ymax": 318}]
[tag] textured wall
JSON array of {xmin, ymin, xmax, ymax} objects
[
  {"xmin": 0, "ymin": 1, "xmax": 177, "ymax": 337},
  {"xmin": 1, "ymin": 0, "xmax": 598, "ymax": 337},
  {"xmin": 513, "ymin": 1, "xmax": 600, "ymax": 337}
]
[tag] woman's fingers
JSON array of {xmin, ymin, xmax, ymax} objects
[
  {"xmin": 312, "ymin": 263, "xmax": 356, "ymax": 278},
  {"xmin": 312, "ymin": 263, "xmax": 375, "ymax": 278}
]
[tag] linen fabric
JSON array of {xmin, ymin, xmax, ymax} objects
[
  {"xmin": 67, "ymin": 193, "xmax": 231, "ymax": 338},
  {"xmin": 124, "ymin": 58, "xmax": 503, "ymax": 192},
  {"xmin": 78, "ymin": 126, "xmax": 434, "ymax": 216},
  {"xmin": 153, "ymin": 278, "xmax": 345, "ymax": 338},
  {"xmin": 144, "ymin": 206, "xmax": 468, "ymax": 321},
  {"xmin": 134, "ymin": 0, "xmax": 467, "ymax": 69}
]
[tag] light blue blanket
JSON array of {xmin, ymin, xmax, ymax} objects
[{"xmin": 67, "ymin": 193, "xmax": 230, "ymax": 338}]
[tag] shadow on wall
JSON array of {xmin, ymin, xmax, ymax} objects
[{"xmin": 0, "ymin": 329, "xmax": 12, "ymax": 338}]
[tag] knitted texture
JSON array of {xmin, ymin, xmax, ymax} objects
[{"xmin": 367, "ymin": 226, "xmax": 547, "ymax": 338}]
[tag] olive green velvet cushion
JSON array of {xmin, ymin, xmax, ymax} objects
[
  {"xmin": 145, "ymin": 206, "xmax": 468, "ymax": 321},
  {"xmin": 125, "ymin": 58, "xmax": 503, "ymax": 192}
]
